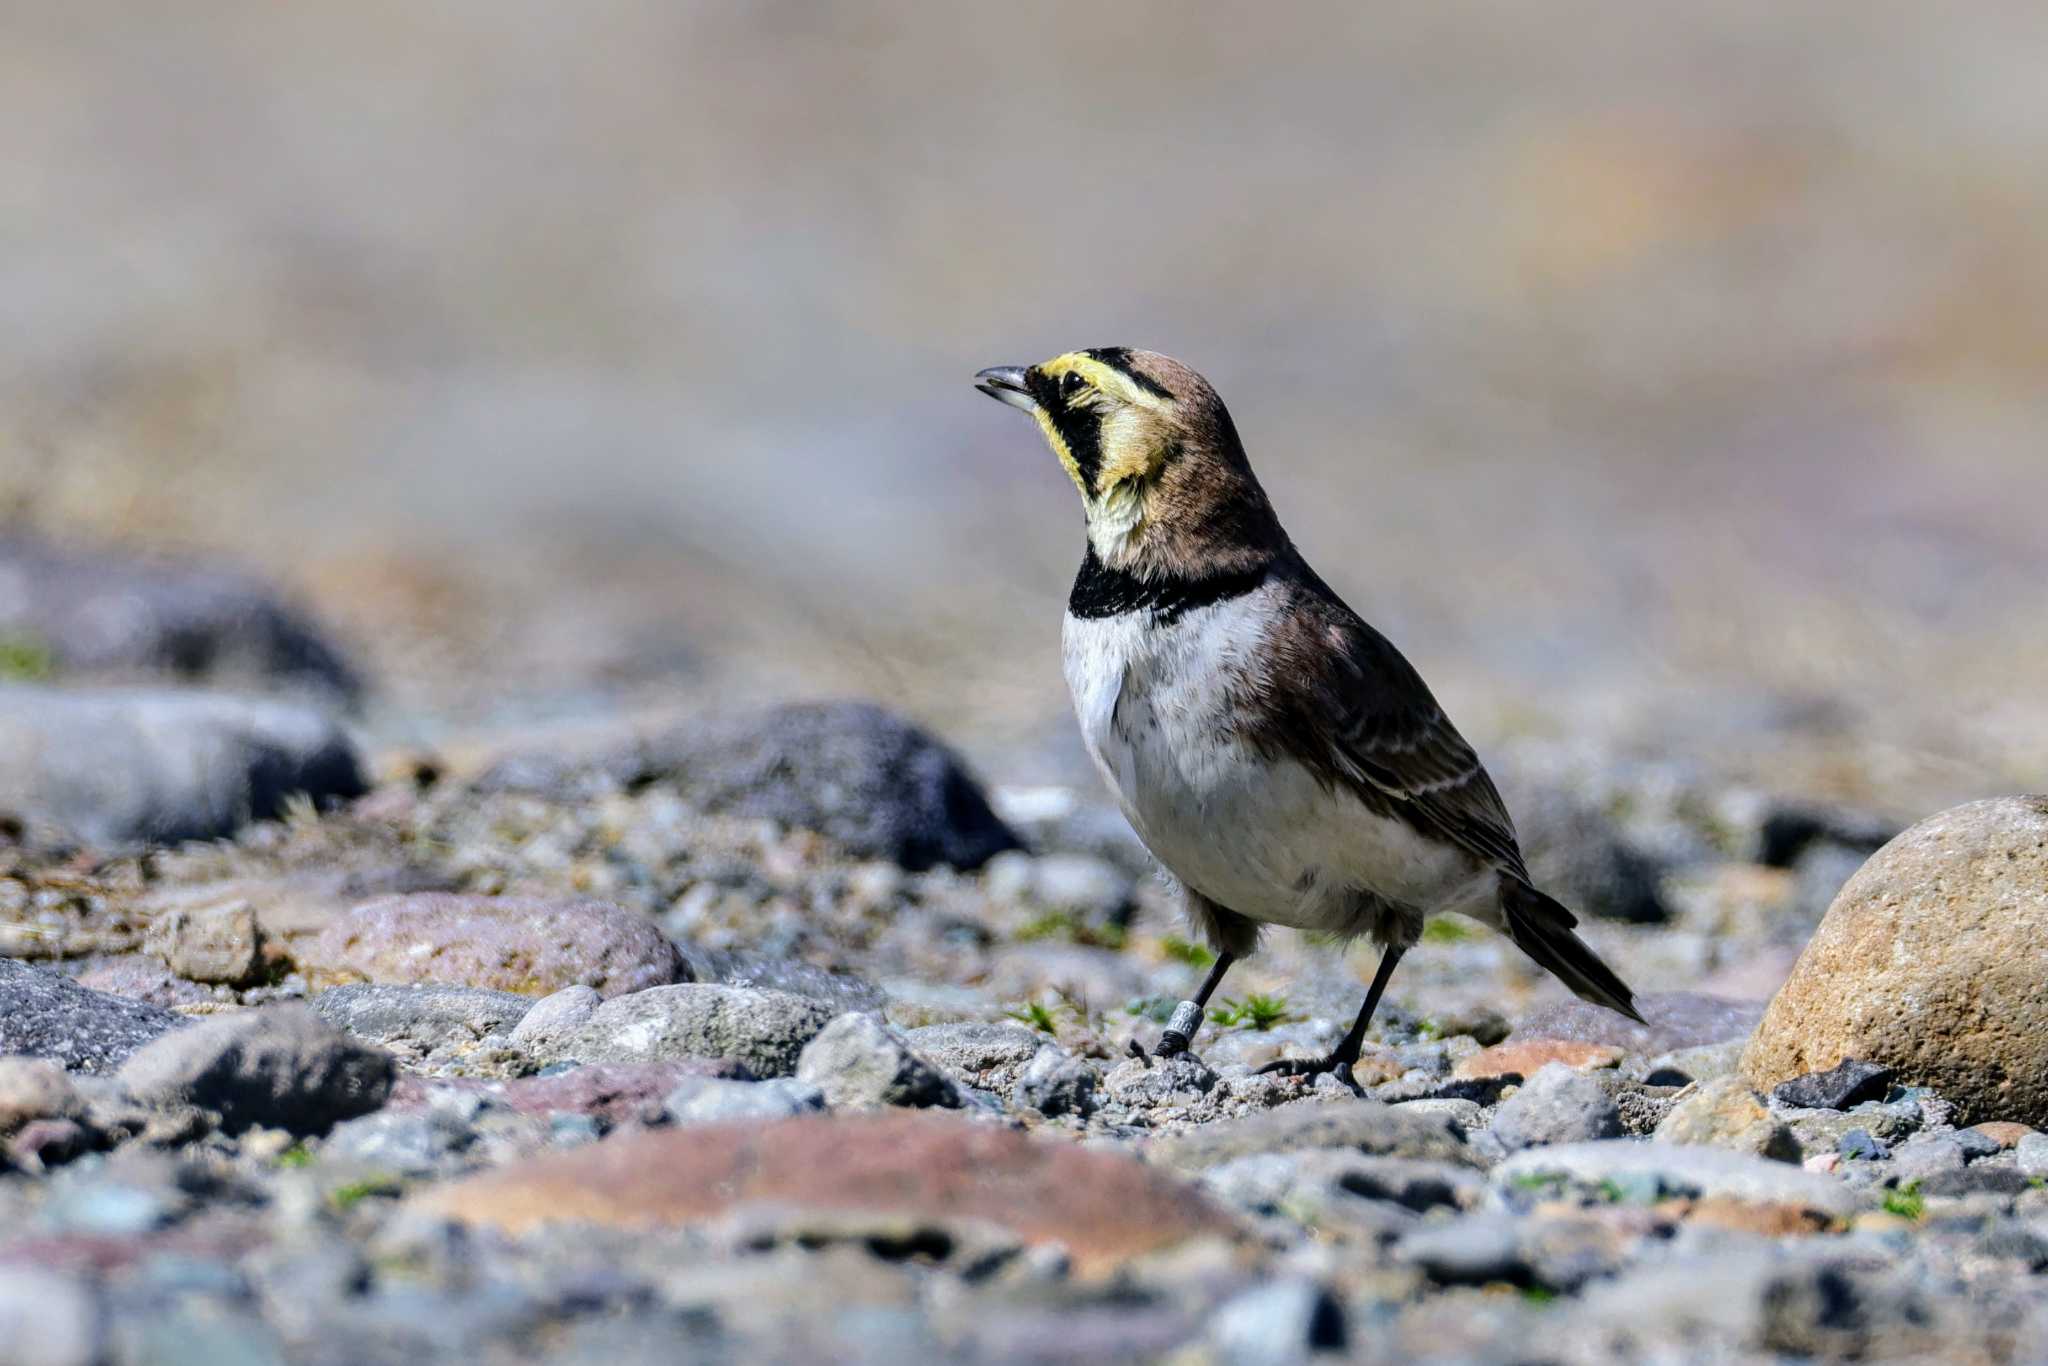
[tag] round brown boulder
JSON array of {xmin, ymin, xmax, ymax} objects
[
  {"xmin": 1742, "ymin": 797, "xmax": 2048, "ymax": 1126},
  {"xmin": 308, "ymin": 893, "xmax": 691, "ymax": 998}
]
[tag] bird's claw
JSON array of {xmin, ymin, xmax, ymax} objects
[{"xmin": 1256, "ymin": 1054, "xmax": 1367, "ymax": 1098}]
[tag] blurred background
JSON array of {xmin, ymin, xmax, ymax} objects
[{"xmin": 3, "ymin": 0, "xmax": 2044, "ymax": 815}]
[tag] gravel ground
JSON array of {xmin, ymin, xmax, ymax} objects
[{"xmin": 3, "ymin": 689, "xmax": 2045, "ymax": 1365}]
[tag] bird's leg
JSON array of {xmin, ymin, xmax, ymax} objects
[
  {"xmin": 1134, "ymin": 950, "xmax": 1235, "ymax": 1063},
  {"xmin": 1258, "ymin": 944, "xmax": 1407, "ymax": 1097}
]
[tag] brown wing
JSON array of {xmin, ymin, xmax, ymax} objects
[{"xmin": 1252, "ymin": 560, "xmax": 1532, "ymax": 882}]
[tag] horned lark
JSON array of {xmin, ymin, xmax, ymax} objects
[{"xmin": 975, "ymin": 348, "xmax": 1643, "ymax": 1093}]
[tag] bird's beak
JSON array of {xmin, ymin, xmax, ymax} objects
[{"xmin": 974, "ymin": 366, "xmax": 1039, "ymax": 413}]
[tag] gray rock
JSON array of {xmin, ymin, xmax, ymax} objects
[
  {"xmin": 1953, "ymin": 1126, "xmax": 2004, "ymax": 1161},
  {"xmin": 37, "ymin": 1168, "xmax": 182, "ymax": 1236},
  {"xmin": 1918, "ymin": 1165, "xmax": 2033, "ymax": 1198},
  {"xmin": 481, "ymin": 701, "xmax": 1022, "ymax": 871},
  {"xmin": 1508, "ymin": 783, "xmax": 1671, "ymax": 923},
  {"xmin": 116, "ymin": 1003, "xmax": 393, "ymax": 1134},
  {"xmin": 1838, "ymin": 1128, "xmax": 1889, "ymax": 1162},
  {"xmin": 1889, "ymin": 1133, "xmax": 1967, "ymax": 1182},
  {"xmin": 698, "ymin": 952, "xmax": 887, "ymax": 1014},
  {"xmin": 1011, "ymin": 1046, "xmax": 1099, "ymax": 1117},
  {"xmin": 2018, "ymin": 1131, "xmax": 2048, "ymax": 1178},
  {"xmin": 0, "ymin": 1056, "xmax": 86, "ymax": 1137},
  {"xmin": 904, "ymin": 1021, "xmax": 1051, "ymax": 1093},
  {"xmin": 323, "ymin": 1107, "xmax": 478, "ymax": 1178},
  {"xmin": 1397, "ymin": 1214, "xmax": 1529, "ymax": 1285},
  {"xmin": 144, "ymin": 900, "xmax": 264, "ymax": 987},
  {"xmin": 664, "ymin": 1076, "xmax": 826, "ymax": 1123},
  {"xmin": 0, "ymin": 1267, "xmax": 101, "ymax": 1366},
  {"xmin": 1103, "ymin": 1054, "xmax": 1217, "ymax": 1108},
  {"xmin": 1573, "ymin": 1251, "xmax": 1951, "ymax": 1359},
  {"xmin": 1790, "ymin": 842, "xmax": 1873, "ymax": 926},
  {"xmin": 984, "ymin": 850, "xmax": 1135, "ymax": 923},
  {"xmin": 1643, "ymin": 1040, "xmax": 1747, "ymax": 1087},
  {"xmin": 0, "ymin": 686, "xmax": 365, "ymax": 847},
  {"xmin": 1493, "ymin": 1140, "xmax": 1860, "ymax": 1219},
  {"xmin": 311, "ymin": 984, "xmax": 534, "ymax": 1054},
  {"xmin": 1491, "ymin": 1062, "xmax": 1625, "ymax": 1150},
  {"xmin": 1772, "ymin": 1058, "xmax": 1893, "ymax": 1111},
  {"xmin": 0, "ymin": 958, "xmax": 183, "ymax": 1073},
  {"xmin": 795, "ymin": 1013, "xmax": 960, "ymax": 1109},
  {"xmin": 1207, "ymin": 1278, "xmax": 1347, "ymax": 1366},
  {"xmin": 563, "ymin": 984, "xmax": 835, "ymax": 1077},
  {"xmin": 1654, "ymin": 1076, "xmax": 1801, "ymax": 1161},
  {"xmin": 1512, "ymin": 991, "xmax": 1766, "ymax": 1054},
  {"xmin": 1974, "ymin": 1218, "xmax": 2048, "ymax": 1268},
  {"xmin": 506, "ymin": 985, "xmax": 602, "ymax": 1053},
  {"xmin": 0, "ymin": 534, "xmax": 361, "ymax": 700},
  {"xmin": 1393, "ymin": 1097, "xmax": 1486, "ymax": 1136},
  {"xmin": 1149, "ymin": 1099, "xmax": 1474, "ymax": 1174}
]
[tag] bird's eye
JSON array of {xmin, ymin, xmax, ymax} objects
[{"xmin": 1060, "ymin": 372, "xmax": 1088, "ymax": 400}]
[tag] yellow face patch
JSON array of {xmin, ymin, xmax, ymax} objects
[{"xmin": 1029, "ymin": 352, "xmax": 1176, "ymax": 499}]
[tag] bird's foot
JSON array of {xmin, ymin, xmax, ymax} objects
[
  {"xmin": 1129, "ymin": 999, "xmax": 1205, "ymax": 1068},
  {"xmin": 1257, "ymin": 1053, "xmax": 1367, "ymax": 1098}
]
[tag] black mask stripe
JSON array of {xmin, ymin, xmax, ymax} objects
[
  {"xmin": 1026, "ymin": 369, "xmax": 1104, "ymax": 490},
  {"xmin": 1082, "ymin": 347, "xmax": 1174, "ymax": 400}
]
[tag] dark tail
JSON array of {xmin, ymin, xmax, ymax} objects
[{"xmin": 1500, "ymin": 882, "xmax": 1646, "ymax": 1024}]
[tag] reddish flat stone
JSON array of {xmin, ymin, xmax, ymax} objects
[
  {"xmin": 410, "ymin": 1111, "xmax": 1238, "ymax": 1278},
  {"xmin": 388, "ymin": 1060, "xmax": 750, "ymax": 1128},
  {"xmin": 308, "ymin": 892, "xmax": 690, "ymax": 998},
  {"xmin": 1454, "ymin": 1038, "xmax": 1624, "ymax": 1081},
  {"xmin": 1967, "ymin": 1121, "xmax": 2035, "ymax": 1151}
]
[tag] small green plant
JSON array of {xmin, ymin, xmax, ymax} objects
[
  {"xmin": 1411, "ymin": 1018, "xmax": 1443, "ymax": 1042},
  {"xmin": 1508, "ymin": 1171, "xmax": 1567, "ymax": 1197},
  {"xmin": 1518, "ymin": 1285, "xmax": 1559, "ymax": 1306},
  {"xmin": 1125, "ymin": 995, "xmax": 1177, "ymax": 1023},
  {"xmin": 276, "ymin": 1143, "xmax": 313, "ymax": 1169},
  {"xmin": 1882, "ymin": 1181, "xmax": 1924, "ymax": 1221},
  {"xmin": 1159, "ymin": 935, "xmax": 1215, "ymax": 969},
  {"xmin": 1005, "ymin": 1001, "xmax": 1061, "ymax": 1036},
  {"xmin": 1209, "ymin": 994, "xmax": 1295, "ymax": 1031},
  {"xmin": 1015, "ymin": 910, "xmax": 1125, "ymax": 951},
  {"xmin": 1422, "ymin": 919, "xmax": 1473, "ymax": 944},
  {"xmin": 328, "ymin": 1176, "xmax": 400, "ymax": 1212},
  {"xmin": 0, "ymin": 632, "xmax": 53, "ymax": 681}
]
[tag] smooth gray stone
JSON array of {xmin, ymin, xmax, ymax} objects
[{"xmin": 0, "ymin": 686, "xmax": 364, "ymax": 847}]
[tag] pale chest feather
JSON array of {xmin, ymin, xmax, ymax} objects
[{"xmin": 1060, "ymin": 593, "xmax": 1484, "ymax": 930}]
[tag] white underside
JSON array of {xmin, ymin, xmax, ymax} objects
[{"xmin": 1062, "ymin": 587, "xmax": 1501, "ymax": 937}]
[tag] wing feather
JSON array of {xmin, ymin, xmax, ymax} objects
[{"xmin": 1251, "ymin": 560, "xmax": 1531, "ymax": 881}]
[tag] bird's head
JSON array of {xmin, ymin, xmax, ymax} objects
[{"xmin": 975, "ymin": 348, "xmax": 1282, "ymax": 575}]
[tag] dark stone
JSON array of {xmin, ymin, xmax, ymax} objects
[
  {"xmin": 115, "ymin": 1003, "xmax": 393, "ymax": 1135},
  {"xmin": 0, "ymin": 958, "xmax": 184, "ymax": 1073},
  {"xmin": 0, "ymin": 533, "xmax": 361, "ymax": 699},
  {"xmin": 1772, "ymin": 1059, "xmax": 1893, "ymax": 1111},
  {"xmin": 0, "ymin": 687, "xmax": 367, "ymax": 847},
  {"xmin": 1757, "ymin": 802, "xmax": 1896, "ymax": 868},
  {"xmin": 1837, "ymin": 1128, "xmax": 1889, "ymax": 1161},
  {"xmin": 1975, "ymin": 1220, "xmax": 2048, "ymax": 1269},
  {"xmin": 480, "ymin": 701, "xmax": 1022, "ymax": 871},
  {"xmin": 1501, "ymin": 783, "xmax": 1670, "ymax": 923},
  {"xmin": 1917, "ymin": 1165, "xmax": 2035, "ymax": 1198},
  {"xmin": 1953, "ymin": 1127, "xmax": 2005, "ymax": 1162},
  {"xmin": 1512, "ymin": 992, "xmax": 1765, "ymax": 1055}
]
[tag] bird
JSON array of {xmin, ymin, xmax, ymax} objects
[{"xmin": 974, "ymin": 347, "xmax": 1644, "ymax": 1093}]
